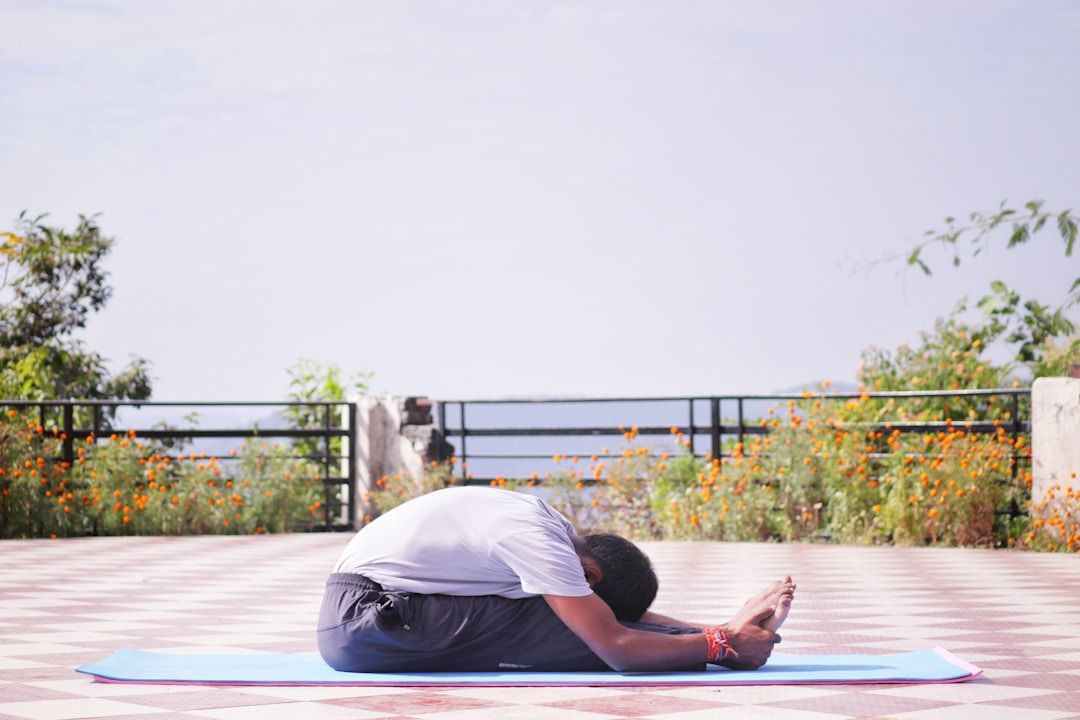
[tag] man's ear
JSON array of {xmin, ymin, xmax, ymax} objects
[{"xmin": 581, "ymin": 556, "xmax": 604, "ymax": 588}]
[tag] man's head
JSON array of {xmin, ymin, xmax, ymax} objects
[{"xmin": 578, "ymin": 534, "xmax": 658, "ymax": 621}]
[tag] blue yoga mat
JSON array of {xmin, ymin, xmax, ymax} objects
[{"xmin": 77, "ymin": 648, "xmax": 981, "ymax": 687}]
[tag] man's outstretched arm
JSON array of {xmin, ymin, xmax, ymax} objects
[
  {"xmin": 544, "ymin": 592, "xmax": 780, "ymax": 672},
  {"xmin": 637, "ymin": 609, "xmax": 701, "ymax": 629}
]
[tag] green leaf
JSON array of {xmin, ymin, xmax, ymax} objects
[
  {"xmin": 1024, "ymin": 199, "xmax": 1043, "ymax": 214},
  {"xmin": 906, "ymin": 248, "xmax": 921, "ymax": 265},
  {"xmin": 990, "ymin": 279, "xmax": 1008, "ymax": 294},
  {"xmin": 1007, "ymin": 224, "xmax": 1029, "ymax": 247},
  {"xmin": 916, "ymin": 259, "xmax": 931, "ymax": 275},
  {"xmin": 1059, "ymin": 211, "xmax": 1074, "ymax": 249}
]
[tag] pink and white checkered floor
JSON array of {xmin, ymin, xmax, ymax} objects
[{"xmin": 1, "ymin": 534, "xmax": 1079, "ymax": 720}]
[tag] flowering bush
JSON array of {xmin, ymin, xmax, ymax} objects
[
  {"xmin": 0, "ymin": 408, "xmax": 324, "ymax": 538},
  {"xmin": 1022, "ymin": 482, "xmax": 1080, "ymax": 552},
  {"xmin": 363, "ymin": 386, "xmax": 1075, "ymax": 553}
]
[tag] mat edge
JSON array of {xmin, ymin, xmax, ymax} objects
[
  {"xmin": 77, "ymin": 675, "xmax": 991, "ymax": 688},
  {"xmin": 932, "ymin": 645, "xmax": 983, "ymax": 680},
  {"xmin": 76, "ymin": 647, "xmax": 984, "ymax": 688}
]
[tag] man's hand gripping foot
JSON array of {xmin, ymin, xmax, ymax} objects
[{"xmin": 713, "ymin": 576, "xmax": 796, "ymax": 670}]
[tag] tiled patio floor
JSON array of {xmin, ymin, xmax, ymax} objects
[{"xmin": 1, "ymin": 534, "xmax": 1079, "ymax": 719}]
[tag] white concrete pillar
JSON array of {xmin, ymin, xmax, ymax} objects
[
  {"xmin": 348, "ymin": 395, "xmax": 428, "ymax": 524},
  {"xmin": 1031, "ymin": 377, "xmax": 1080, "ymax": 503}
]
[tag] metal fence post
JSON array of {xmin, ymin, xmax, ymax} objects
[
  {"xmin": 324, "ymin": 403, "xmax": 332, "ymax": 530},
  {"xmin": 737, "ymin": 398, "xmax": 745, "ymax": 450},
  {"xmin": 1011, "ymin": 391, "xmax": 1022, "ymax": 484},
  {"xmin": 61, "ymin": 402, "xmax": 74, "ymax": 466},
  {"xmin": 710, "ymin": 397, "xmax": 720, "ymax": 460},
  {"xmin": 459, "ymin": 402, "xmax": 468, "ymax": 482},
  {"xmin": 437, "ymin": 402, "xmax": 447, "ymax": 462},
  {"xmin": 687, "ymin": 399, "xmax": 695, "ymax": 458},
  {"xmin": 346, "ymin": 402, "xmax": 357, "ymax": 529}
]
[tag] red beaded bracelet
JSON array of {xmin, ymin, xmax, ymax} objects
[{"xmin": 702, "ymin": 625, "xmax": 734, "ymax": 662}]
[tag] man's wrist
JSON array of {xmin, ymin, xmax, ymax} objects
[{"xmin": 702, "ymin": 624, "xmax": 735, "ymax": 663}]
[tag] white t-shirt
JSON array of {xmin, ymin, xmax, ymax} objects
[{"xmin": 334, "ymin": 487, "xmax": 592, "ymax": 599}]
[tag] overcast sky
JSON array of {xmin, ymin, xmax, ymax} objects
[{"xmin": 2, "ymin": 0, "xmax": 1078, "ymax": 401}]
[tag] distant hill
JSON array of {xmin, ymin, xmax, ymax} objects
[{"xmin": 777, "ymin": 380, "xmax": 860, "ymax": 394}]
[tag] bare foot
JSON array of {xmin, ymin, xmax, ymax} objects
[
  {"xmin": 730, "ymin": 577, "xmax": 793, "ymax": 629},
  {"xmin": 761, "ymin": 575, "xmax": 795, "ymax": 633}
]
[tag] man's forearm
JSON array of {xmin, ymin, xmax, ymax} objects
[
  {"xmin": 545, "ymin": 593, "xmax": 710, "ymax": 671},
  {"xmin": 602, "ymin": 625, "xmax": 709, "ymax": 671},
  {"xmin": 638, "ymin": 610, "xmax": 703, "ymax": 630}
]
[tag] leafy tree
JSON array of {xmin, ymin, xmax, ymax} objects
[
  {"xmin": 858, "ymin": 301, "xmax": 1011, "ymax": 392},
  {"xmin": 901, "ymin": 200, "xmax": 1080, "ymax": 375},
  {"xmin": 0, "ymin": 212, "xmax": 151, "ymax": 402},
  {"xmin": 284, "ymin": 358, "xmax": 371, "ymax": 461}
]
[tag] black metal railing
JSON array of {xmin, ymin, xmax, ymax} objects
[
  {"xmin": 0, "ymin": 400, "xmax": 358, "ymax": 530},
  {"xmin": 434, "ymin": 389, "xmax": 1031, "ymax": 483}
]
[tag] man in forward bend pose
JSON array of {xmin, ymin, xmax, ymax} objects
[{"xmin": 318, "ymin": 486, "xmax": 794, "ymax": 673}]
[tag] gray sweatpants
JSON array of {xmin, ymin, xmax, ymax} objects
[{"xmin": 316, "ymin": 572, "xmax": 703, "ymax": 672}]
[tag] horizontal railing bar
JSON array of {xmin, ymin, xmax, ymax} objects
[
  {"xmin": 445, "ymin": 421, "xmax": 1028, "ymax": 438},
  {"xmin": 47, "ymin": 454, "xmax": 351, "ymax": 462},
  {"xmin": 447, "ymin": 426, "xmax": 764, "ymax": 437},
  {"xmin": 456, "ymin": 453, "xmax": 624, "ymax": 459},
  {"xmin": 7, "ymin": 401, "xmax": 355, "ymax": 408},
  {"xmin": 427, "ymin": 452, "xmax": 1033, "ymax": 463},
  {"xmin": 137, "ymin": 454, "xmax": 347, "ymax": 461},
  {"xmin": 435, "ymin": 389, "xmax": 1029, "ymax": 404},
  {"xmin": 29, "ymin": 429, "xmax": 349, "ymax": 439}
]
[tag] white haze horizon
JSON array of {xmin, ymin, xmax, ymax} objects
[{"xmin": 2, "ymin": 1, "xmax": 1078, "ymax": 401}]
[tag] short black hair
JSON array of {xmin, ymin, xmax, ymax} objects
[{"xmin": 584, "ymin": 534, "xmax": 658, "ymax": 621}]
